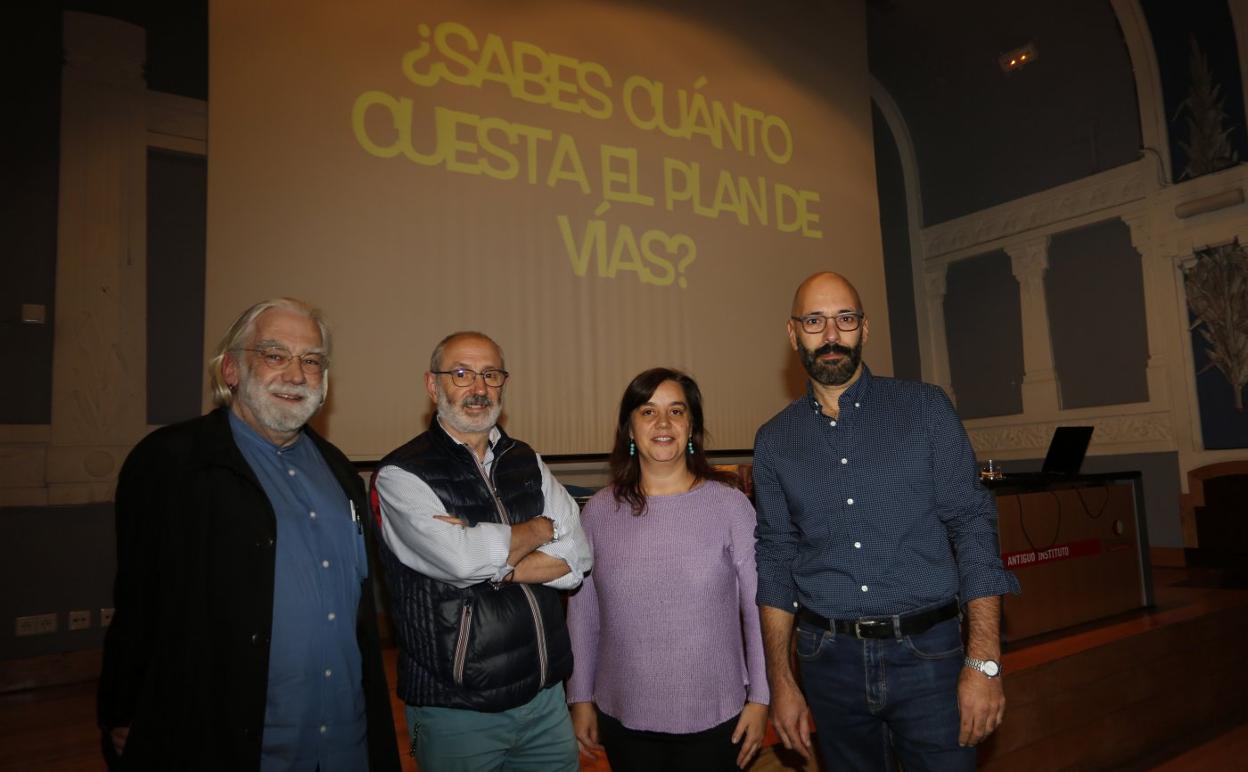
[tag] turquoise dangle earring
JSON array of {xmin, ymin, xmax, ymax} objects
[
  {"xmin": 687, "ymin": 440, "xmax": 694, "ymax": 455},
  {"xmin": 629, "ymin": 440, "xmax": 635, "ymax": 457}
]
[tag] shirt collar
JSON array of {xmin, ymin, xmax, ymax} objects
[
  {"xmin": 435, "ymin": 416, "xmax": 500, "ymax": 451},
  {"xmin": 807, "ymin": 363, "xmax": 874, "ymax": 414},
  {"xmin": 227, "ymin": 408, "xmax": 304, "ymax": 453}
]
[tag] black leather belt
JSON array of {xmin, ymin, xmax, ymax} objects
[{"xmin": 797, "ymin": 599, "xmax": 960, "ymax": 640}]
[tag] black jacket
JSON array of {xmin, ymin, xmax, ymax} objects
[
  {"xmin": 373, "ymin": 419, "xmax": 573, "ymax": 712},
  {"xmin": 97, "ymin": 408, "xmax": 400, "ymax": 772}
]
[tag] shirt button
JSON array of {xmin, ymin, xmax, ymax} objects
[
  {"xmin": 793, "ymin": 601, "xmax": 799, "ymax": 608},
  {"xmin": 319, "ymin": 725, "xmax": 328, "ymax": 734},
  {"xmin": 830, "ymin": 420, "xmax": 837, "ymax": 426},
  {"xmin": 854, "ymin": 402, "xmax": 861, "ymax": 408},
  {"xmin": 322, "ymin": 560, "xmax": 330, "ymax": 568},
  {"xmin": 847, "ymin": 498, "xmax": 854, "ymax": 505},
  {"xmin": 854, "ymin": 542, "xmax": 862, "ymax": 549},
  {"xmin": 327, "ymin": 612, "xmax": 336, "ymax": 621},
  {"xmin": 309, "ymin": 511, "xmax": 317, "ymax": 520},
  {"xmin": 861, "ymin": 585, "xmax": 869, "ymax": 592},
  {"xmin": 324, "ymin": 669, "xmax": 332, "ymax": 678},
  {"xmin": 841, "ymin": 458, "xmax": 848, "ymax": 465},
  {"xmin": 287, "ymin": 469, "xmax": 296, "ymax": 477}
]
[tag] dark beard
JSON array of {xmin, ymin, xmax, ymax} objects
[{"xmin": 798, "ymin": 339, "xmax": 862, "ymax": 386}]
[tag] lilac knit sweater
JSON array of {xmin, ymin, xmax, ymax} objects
[{"xmin": 565, "ymin": 480, "xmax": 770, "ymax": 733}]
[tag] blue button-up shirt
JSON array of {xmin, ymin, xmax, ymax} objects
[
  {"xmin": 230, "ymin": 412, "xmax": 369, "ymax": 772},
  {"xmin": 753, "ymin": 365, "xmax": 1019, "ymax": 618}
]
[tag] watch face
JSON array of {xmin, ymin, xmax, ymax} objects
[{"xmin": 982, "ymin": 660, "xmax": 1000, "ymax": 677}]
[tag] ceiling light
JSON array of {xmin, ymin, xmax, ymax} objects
[{"xmin": 999, "ymin": 42, "xmax": 1038, "ymax": 74}]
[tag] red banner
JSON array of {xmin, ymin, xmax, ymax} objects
[{"xmin": 1001, "ymin": 538, "xmax": 1106, "ymax": 570}]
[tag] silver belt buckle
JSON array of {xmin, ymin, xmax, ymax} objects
[{"xmin": 853, "ymin": 620, "xmax": 867, "ymax": 638}]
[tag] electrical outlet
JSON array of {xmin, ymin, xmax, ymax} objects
[
  {"xmin": 68, "ymin": 609, "xmax": 91, "ymax": 631},
  {"xmin": 100, "ymin": 607, "xmax": 115, "ymax": 627},
  {"xmin": 15, "ymin": 613, "xmax": 57, "ymax": 636}
]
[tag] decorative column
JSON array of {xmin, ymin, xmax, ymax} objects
[
  {"xmin": 1006, "ymin": 236, "xmax": 1061, "ymax": 415},
  {"xmin": 923, "ymin": 265, "xmax": 955, "ymax": 403},
  {"xmin": 46, "ymin": 13, "xmax": 149, "ymax": 505},
  {"xmin": 1121, "ymin": 213, "xmax": 1174, "ymax": 406}
]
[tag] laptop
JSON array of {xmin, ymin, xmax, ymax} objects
[
  {"xmin": 987, "ymin": 426, "xmax": 1094, "ymax": 483},
  {"xmin": 1040, "ymin": 426, "xmax": 1094, "ymax": 477}
]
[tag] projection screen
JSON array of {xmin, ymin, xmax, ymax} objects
[{"xmin": 207, "ymin": 0, "xmax": 890, "ymax": 458}]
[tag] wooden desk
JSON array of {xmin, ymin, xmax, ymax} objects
[{"xmin": 987, "ymin": 472, "xmax": 1153, "ymax": 641}]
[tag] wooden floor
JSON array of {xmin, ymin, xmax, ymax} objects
[{"xmin": 2, "ymin": 567, "xmax": 1245, "ymax": 772}]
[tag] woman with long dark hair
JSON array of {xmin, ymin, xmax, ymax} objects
[{"xmin": 566, "ymin": 368, "xmax": 769, "ymax": 770}]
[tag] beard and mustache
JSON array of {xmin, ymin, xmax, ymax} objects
[
  {"xmin": 437, "ymin": 386, "xmax": 503, "ymax": 435},
  {"xmin": 236, "ymin": 358, "xmax": 326, "ymax": 436},
  {"xmin": 797, "ymin": 338, "xmax": 863, "ymax": 387}
]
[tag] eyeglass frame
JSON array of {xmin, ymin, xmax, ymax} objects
[
  {"xmin": 239, "ymin": 347, "xmax": 329, "ymax": 374},
  {"xmin": 431, "ymin": 367, "xmax": 510, "ymax": 388},
  {"xmin": 789, "ymin": 312, "xmax": 866, "ymax": 335}
]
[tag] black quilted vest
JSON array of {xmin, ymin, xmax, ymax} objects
[{"xmin": 371, "ymin": 420, "xmax": 574, "ymax": 712}]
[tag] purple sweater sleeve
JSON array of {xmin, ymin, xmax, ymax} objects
[
  {"xmin": 565, "ymin": 497, "xmax": 602, "ymax": 704},
  {"xmin": 729, "ymin": 493, "xmax": 770, "ymax": 705}
]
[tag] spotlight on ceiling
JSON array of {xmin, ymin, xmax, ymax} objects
[{"xmin": 998, "ymin": 42, "xmax": 1038, "ymax": 74}]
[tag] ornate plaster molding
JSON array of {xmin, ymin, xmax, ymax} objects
[
  {"xmin": 923, "ymin": 161, "xmax": 1151, "ymax": 259},
  {"xmin": 967, "ymin": 411, "xmax": 1174, "ymax": 455}
]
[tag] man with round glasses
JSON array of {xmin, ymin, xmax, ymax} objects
[
  {"xmin": 371, "ymin": 331, "xmax": 591, "ymax": 771},
  {"xmin": 99, "ymin": 298, "xmax": 399, "ymax": 771},
  {"xmin": 753, "ymin": 272, "xmax": 1019, "ymax": 771}
]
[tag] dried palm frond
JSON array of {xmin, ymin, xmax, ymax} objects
[
  {"xmin": 1175, "ymin": 33, "xmax": 1240, "ymax": 180},
  {"xmin": 1184, "ymin": 239, "xmax": 1248, "ymax": 410}
]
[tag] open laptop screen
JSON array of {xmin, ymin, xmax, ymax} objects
[{"xmin": 1040, "ymin": 426, "xmax": 1094, "ymax": 476}]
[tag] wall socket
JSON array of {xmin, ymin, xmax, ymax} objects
[
  {"xmin": 15, "ymin": 613, "xmax": 57, "ymax": 636},
  {"xmin": 68, "ymin": 609, "xmax": 91, "ymax": 631},
  {"xmin": 100, "ymin": 607, "xmax": 115, "ymax": 627}
]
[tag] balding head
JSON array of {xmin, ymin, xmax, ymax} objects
[{"xmin": 791, "ymin": 272, "xmax": 863, "ymax": 318}]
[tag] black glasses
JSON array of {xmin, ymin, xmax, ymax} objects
[
  {"xmin": 241, "ymin": 347, "xmax": 328, "ymax": 374},
  {"xmin": 790, "ymin": 312, "xmax": 865, "ymax": 335},
  {"xmin": 432, "ymin": 367, "xmax": 509, "ymax": 388}
]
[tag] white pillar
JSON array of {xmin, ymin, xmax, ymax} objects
[
  {"xmin": 1121, "ymin": 213, "xmax": 1173, "ymax": 405},
  {"xmin": 1006, "ymin": 236, "xmax": 1061, "ymax": 415},
  {"xmin": 47, "ymin": 13, "xmax": 149, "ymax": 504},
  {"xmin": 923, "ymin": 265, "xmax": 955, "ymax": 402}
]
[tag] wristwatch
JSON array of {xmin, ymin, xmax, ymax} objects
[{"xmin": 964, "ymin": 656, "xmax": 1001, "ymax": 678}]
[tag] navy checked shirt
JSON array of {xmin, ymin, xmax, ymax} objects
[{"xmin": 753, "ymin": 365, "xmax": 1019, "ymax": 618}]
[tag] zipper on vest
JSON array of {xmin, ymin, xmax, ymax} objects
[
  {"xmin": 473, "ymin": 445, "xmax": 513, "ymax": 525},
  {"xmin": 452, "ymin": 599, "xmax": 473, "ymax": 686},
  {"xmin": 473, "ymin": 444, "xmax": 550, "ymax": 686},
  {"xmin": 519, "ymin": 584, "xmax": 549, "ymax": 684}
]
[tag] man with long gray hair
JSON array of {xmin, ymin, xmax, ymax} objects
[{"xmin": 98, "ymin": 298, "xmax": 399, "ymax": 772}]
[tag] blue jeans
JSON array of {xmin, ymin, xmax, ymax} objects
[
  {"xmin": 405, "ymin": 683, "xmax": 578, "ymax": 772},
  {"xmin": 796, "ymin": 613, "xmax": 975, "ymax": 772}
]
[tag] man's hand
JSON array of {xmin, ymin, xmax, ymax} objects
[
  {"xmin": 569, "ymin": 702, "xmax": 603, "ymax": 759},
  {"xmin": 731, "ymin": 701, "xmax": 769, "ymax": 768},
  {"xmin": 506, "ymin": 515, "xmax": 554, "ymax": 566},
  {"xmin": 957, "ymin": 666, "xmax": 1005, "ymax": 746},
  {"xmin": 769, "ymin": 676, "xmax": 814, "ymax": 762},
  {"xmin": 109, "ymin": 726, "xmax": 130, "ymax": 756},
  {"xmin": 959, "ymin": 595, "xmax": 1005, "ymax": 746},
  {"xmin": 760, "ymin": 605, "xmax": 814, "ymax": 762}
]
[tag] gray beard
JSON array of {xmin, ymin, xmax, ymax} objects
[
  {"xmin": 436, "ymin": 387, "xmax": 502, "ymax": 435},
  {"xmin": 237, "ymin": 360, "xmax": 324, "ymax": 436}
]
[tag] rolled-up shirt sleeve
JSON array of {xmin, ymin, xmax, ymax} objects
[
  {"xmin": 752, "ymin": 431, "xmax": 799, "ymax": 612},
  {"xmin": 534, "ymin": 455, "xmax": 592, "ymax": 590},
  {"xmin": 926, "ymin": 387, "xmax": 1021, "ymax": 602}
]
